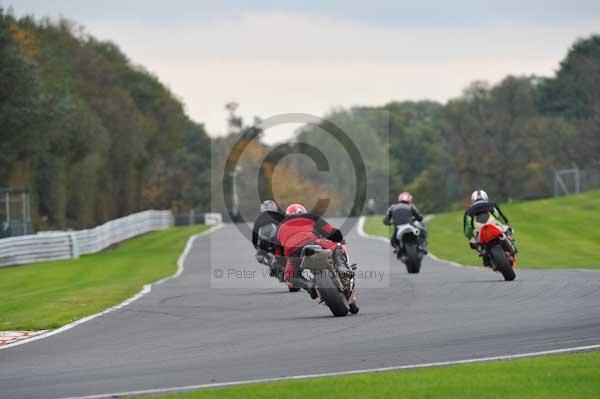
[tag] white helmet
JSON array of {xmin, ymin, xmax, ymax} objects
[
  {"xmin": 260, "ymin": 200, "xmax": 278, "ymax": 213},
  {"xmin": 471, "ymin": 190, "xmax": 488, "ymax": 204}
]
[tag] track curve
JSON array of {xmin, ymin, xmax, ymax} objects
[{"xmin": 1, "ymin": 220, "xmax": 599, "ymax": 399}]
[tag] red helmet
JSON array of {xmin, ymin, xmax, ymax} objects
[
  {"xmin": 398, "ymin": 192, "xmax": 413, "ymax": 204},
  {"xmin": 285, "ymin": 203, "xmax": 307, "ymax": 216}
]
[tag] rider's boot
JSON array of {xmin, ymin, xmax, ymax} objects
[
  {"xmin": 285, "ymin": 260, "xmax": 318, "ymax": 299},
  {"xmin": 287, "ymin": 275, "xmax": 317, "ymax": 298},
  {"xmin": 390, "ymin": 238, "xmax": 398, "ymax": 254},
  {"xmin": 481, "ymin": 253, "xmax": 492, "ymax": 267},
  {"xmin": 307, "ymin": 282, "xmax": 318, "ymax": 300}
]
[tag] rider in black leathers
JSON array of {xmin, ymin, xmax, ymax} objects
[
  {"xmin": 252, "ymin": 200, "xmax": 285, "ymax": 267},
  {"xmin": 383, "ymin": 192, "xmax": 427, "ymax": 252}
]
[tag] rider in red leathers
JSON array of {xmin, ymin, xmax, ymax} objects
[{"xmin": 276, "ymin": 204, "xmax": 347, "ymax": 295}]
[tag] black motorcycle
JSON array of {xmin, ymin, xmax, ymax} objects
[
  {"xmin": 255, "ymin": 222, "xmax": 300, "ymax": 292},
  {"xmin": 393, "ymin": 221, "xmax": 427, "ymax": 274},
  {"xmin": 255, "ymin": 249, "xmax": 301, "ymax": 292}
]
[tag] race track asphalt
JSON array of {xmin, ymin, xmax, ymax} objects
[{"xmin": 1, "ymin": 220, "xmax": 599, "ymax": 398}]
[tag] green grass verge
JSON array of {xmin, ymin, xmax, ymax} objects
[
  {"xmin": 0, "ymin": 225, "xmax": 208, "ymax": 330},
  {"xmin": 136, "ymin": 351, "xmax": 600, "ymax": 399},
  {"xmin": 364, "ymin": 190, "xmax": 600, "ymax": 269}
]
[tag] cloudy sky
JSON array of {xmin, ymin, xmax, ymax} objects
[{"xmin": 6, "ymin": 0, "xmax": 600, "ymax": 143}]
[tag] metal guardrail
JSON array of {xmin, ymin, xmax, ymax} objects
[
  {"xmin": 173, "ymin": 210, "xmax": 222, "ymax": 227},
  {"xmin": 0, "ymin": 210, "xmax": 173, "ymax": 268}
]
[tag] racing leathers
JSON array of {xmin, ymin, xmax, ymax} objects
[
  {"xmin": 276, "ymin": 214, "xmax": 346, "ymax": 291},
  {"xmin": 252, "ymin": 210, "xmax": 285, "ymax": 268},
  {"xmin": 463, "ymin": 200, "xmax": 512, "ymax": 266},
  {"xmin": 383, "ymin": 202, "xmax": 426, "ymax": 249}
]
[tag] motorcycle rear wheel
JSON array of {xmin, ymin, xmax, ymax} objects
[
  {"xmin": 315, "ymin": 272, "xmax": 349, "ymax": 317},
  {"xmin": 405, "ymin": 243, "xmax": 422, "ymax": 274},
  {"xmin": 490, "ymin": 244, "xmax": 516, "ymax": 281}
]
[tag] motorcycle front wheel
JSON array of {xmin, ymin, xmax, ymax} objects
[{"xmin": 490, "ymin": 244, "xmax": 516, "ymax": 281}]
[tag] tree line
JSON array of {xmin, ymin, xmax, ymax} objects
[
  {"xmin": 286, "ymin": 35, "xmax": 600, "ymax": 214},
  {"xmin": 1, "ymin": 10, "xmax": 209, "ymax": 229}
]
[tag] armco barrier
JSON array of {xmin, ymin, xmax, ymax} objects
[{"xmin": 0, "ymin": 210, "xmax": 173, "ymax": 268}]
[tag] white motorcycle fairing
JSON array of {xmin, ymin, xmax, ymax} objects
[{"xmin": 395, "ymin": 223, "xmax": 420, "ymax": 248}]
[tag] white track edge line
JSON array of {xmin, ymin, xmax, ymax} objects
[
  {"xmin": 0, "ymin": 224, "xmax": 223, "ymax": 351},
  {"xmin": 59, "ymin": 343, "xmax": 600, "ymax": 399}
]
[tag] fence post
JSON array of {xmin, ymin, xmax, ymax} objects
[
  {"xmin": 21, "ymin": 192, "xmax": 27, "ymax": 235},
  {"xmin": 5, "ymin": 192, "xmax": 9, "ymax": 225},
  {"xmin": 68, "ymin": 233, "xmax": 80, "ymax": 259}
]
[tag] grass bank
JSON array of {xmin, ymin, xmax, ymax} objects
[
  {"xmin": 138, "ymin": 351, "xmax": 600, "ymax": 399},
  {"xmin": 364, "ymin": 190, "xmax": 600, "ymax": 268},
  {"xmin": 0, "ymin": 225, "xmax": 208, "ymax": 330}
]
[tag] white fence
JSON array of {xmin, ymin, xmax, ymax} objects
[
  {"xmin": 204, "ymin": 212, "xmax": 222, "ymax": 225},
  {"xmin": 0, "ymin": 210, "xmax": 173, "ymax": 268}
]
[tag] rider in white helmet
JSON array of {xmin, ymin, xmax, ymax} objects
[
  {"xmin": 464, "ymin": 190, "xmax": 512, "ymax": 266},
  {"xmin": 470, "ymin": 189, "xmax": 488, "ymax": 203}
]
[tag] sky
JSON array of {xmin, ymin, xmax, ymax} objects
[{"xmin": 5, "ymin": 0, "xmax": 600, "ymax": 143}]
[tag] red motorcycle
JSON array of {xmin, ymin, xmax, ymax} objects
[{"xmin": 477, "ymin": 221, "xmax": 517, "ymax": 281}]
